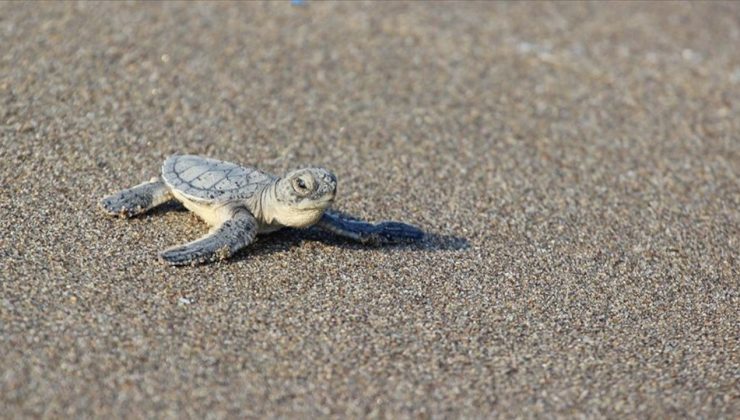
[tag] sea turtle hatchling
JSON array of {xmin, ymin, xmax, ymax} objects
[{"xmin": 99, "ymin": 154, "xmax": 424, "ymax": 266}]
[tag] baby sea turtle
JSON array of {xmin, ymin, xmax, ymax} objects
[{"xmin": 99, "ymin": 154, "xmax": 423, "ymax": 266}]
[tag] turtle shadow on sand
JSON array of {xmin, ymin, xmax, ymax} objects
[
  {"xmin": 230, "ymin": 227, "xmax": 469, "ymax": 263},
  {"xmin": 143, "ymin": 203, "xmax": 468, "ymax": 265},
  {"xmin": 147, "ymin": 201, "xmax": 189, "ymax": 215},
  {"xmin": 302, "ymin": 229, "xmax": 470, "ymax": 252}
]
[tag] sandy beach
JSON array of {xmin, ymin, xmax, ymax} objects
[{"xmin": 1, "ymin": 2, "xmax": 738, "ymax": 417}]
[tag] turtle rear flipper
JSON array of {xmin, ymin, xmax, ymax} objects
[
  {"xmin": 100, "ymin": 178, "xmax": 172, "ymax": 218},
  {"xmin": 159, "ymin": 208, "xmax": 257, "ymax": 266}
]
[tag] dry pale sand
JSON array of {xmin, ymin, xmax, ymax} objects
[{"xmin": 1, "ymin": 2, "xmax": 738, "ymax": 418}]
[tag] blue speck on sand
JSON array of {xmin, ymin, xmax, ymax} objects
[{"xmin": 291, "ymin": 0, "xmax": 306, "ymax": 5}]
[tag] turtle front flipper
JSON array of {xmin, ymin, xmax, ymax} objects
[
  {"xmin": 316, "ymin": 210, "xmax": 424, "ymax": 245},
  {"xmin": 159, "ymin": 208, "xmax": 258, "ymax": 266},
  {"xmin": 99, "ymin": 178, "xmax": 173, "ymax": 218}
]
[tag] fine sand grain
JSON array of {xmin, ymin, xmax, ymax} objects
[{"xmin": 1, "ymin": 2, "xmax": 738, "ymax": 418}]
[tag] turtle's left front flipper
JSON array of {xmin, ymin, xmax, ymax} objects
[
  {"xmin": 316, "ymin": 210, "xmax": 424, "ymax": 245},
  {"xmin": 159, "ymin": 208, "xmax": 258, "ymax": 266}
]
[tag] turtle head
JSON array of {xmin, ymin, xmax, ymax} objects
[{"xmin": 272, "ymin": 167, "xmax": 337, "ymax": 227}]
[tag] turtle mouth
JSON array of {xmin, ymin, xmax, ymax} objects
[{"xmin": 301, "ymin": 196, "xmax": 334, "ymax": 210}]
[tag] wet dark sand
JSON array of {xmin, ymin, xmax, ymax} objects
[{"xmin": 1, "ymin": 2, "xmax": 738, "ymax": 417}]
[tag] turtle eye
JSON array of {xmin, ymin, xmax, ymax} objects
[{"xmin": 292, "ymin": 177, "xmax": 311, "ymax": 195}]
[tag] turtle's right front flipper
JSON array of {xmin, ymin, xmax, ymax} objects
[
  {"xmin": 99, "ymin": 178, "xmax": 172, "ymax": 218},
  {"xmin": 316, "ymin": 210, "xmax": 424, "ymax": 245},
  {"xmin": 159, "ymin": 208, "xmax": 258, "ymax": 266}
]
